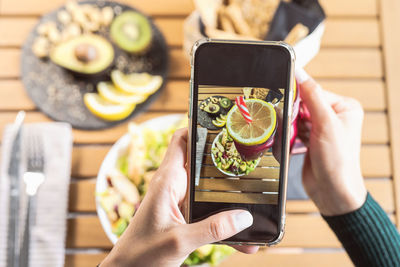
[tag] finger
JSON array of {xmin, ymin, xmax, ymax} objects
[
  {"xmin": 296, "ymin": 69, "xmax": 336, "ymax": 127},
  {"xmin": 180, "ymin": 210, "xmax": 253, "ymax": 249},
  {"xmin": 323, "ymin": 90, "xmax": 344, "ymax": 107},
  {"xmin": 332, "ymin": 98, "xmax": 364, "ymax": 131},
  {"xmin": 230, "ymin": 245, "xmax": 259, "ymax": 254},
  {"xmin": 331, "ymin": 97, "xmax": 364, "ymax": 117},
  {"xmin": 163, "ymin": 128, "xmax": 188, "ymax": 168},
  {"xmin": 297, "ymin": 118, "xmax": 311, "ymax": 146}
]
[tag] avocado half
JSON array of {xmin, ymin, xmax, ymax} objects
[
  {"xmin": 50, "ymin": 34, "xmax": 114, "ymax": 77},
  {"xmin": 110, "ymin": 11, "xmax": 152, "ymax": 53}
]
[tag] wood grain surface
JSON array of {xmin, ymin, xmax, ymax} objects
[{"xmin": 380, "ymin": 0, "xmax": 400, "ymax": 228}]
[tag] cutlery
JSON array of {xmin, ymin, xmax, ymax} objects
[
  {"xmin": 6, "ymin": 111, "xmax": 25, "ymax": 267},
  {"xmin": 20, "ymin": 130, "xmax": 46, "ymax": 267}
]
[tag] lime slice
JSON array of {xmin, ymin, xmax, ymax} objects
[
  {"xmin": 111, "ymin": 70, "xmax": 163, "ymax": 95},
  {"xmin": 84, "ymin": 93, "xmax": 135, "ymax": 121},
  {"xmin": 97, "ymin": 82, "xmax": 147, "ymax": 105},
  {"xmin": 226, "ymin": 99, "xmax": 276, "ymax": 145}
]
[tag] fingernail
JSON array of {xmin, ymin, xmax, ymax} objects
[
  {"xmin": 233, "ymin": 211, "xmax": 253, "ymax": 231},
  {"xmin": 295, "ymin": 68, "xmax": 310, "ymax": 84}
]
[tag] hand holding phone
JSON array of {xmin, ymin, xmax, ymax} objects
[{"xmin": 186, "ymin": 39, "xmax": 295, "ymax": 246}]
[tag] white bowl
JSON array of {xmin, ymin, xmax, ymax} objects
[
  {"xmin": 211, "ymin": 131, "xmax": 260, "ymax": 177},
  {"xmin": 95, "ymin": 114, "xmax": 185, "ymax": 244}
]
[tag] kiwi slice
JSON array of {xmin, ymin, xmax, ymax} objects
[
  {"xmin": 220, "ymin": 97, "xmax": 232, "ymax": 109},
  {"xmin": 110, "ymin": 11, "xmax": 152, "ymax": 53}
]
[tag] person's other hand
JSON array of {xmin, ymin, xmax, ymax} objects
[
  {"xmin": 100, "ymin": 128, "xmax": 257, "ymax": 267},
  {"xmin": 296, "ymin": 70, "xmax": 367, "ymax": 216}
]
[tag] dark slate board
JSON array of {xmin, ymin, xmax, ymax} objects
[
  {"xmin": 197, "ymin": 96, "xmax": 232, "ymax": 130},
  {"xmin": 21, "ymin": 0, "xmax": 169, "ymax": 130}
]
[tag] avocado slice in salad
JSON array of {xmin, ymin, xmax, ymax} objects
[
  {"xmin": 112, "ymin": 218, "xmax": 128, "ymax": 236},
  {"xmin": 197, "ymin": 245, "xmax": 214, "ymax": 257}
]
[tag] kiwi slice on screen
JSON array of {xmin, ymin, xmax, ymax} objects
[
  {"xmin": 220, "ymin": 97, "xmax": 232, "ymax": 109},
  {"xmin": 110, "ymin": 11, "xmax": 152, "ymax": 53}
]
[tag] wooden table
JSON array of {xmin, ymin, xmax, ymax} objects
[{"xmin": 0, "ymin": 0, "xmax": 399, "ymax": 266}]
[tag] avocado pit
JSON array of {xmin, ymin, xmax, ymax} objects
[{"xmin": 75, "ymin": 43, "xmax": 98, "ymax": 63}]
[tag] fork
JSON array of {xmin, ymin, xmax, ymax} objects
[{"xmin": 20, "ymin": 131, "xmax": 45, "ymax": 267}]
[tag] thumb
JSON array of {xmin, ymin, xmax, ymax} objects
[
  {"xmin": 296, "ymin": 69, "xmax": 335, "ymax": 128},
  {"xmin": 180, "ymin": 210, "xmax": 253, "ymax": 250}
]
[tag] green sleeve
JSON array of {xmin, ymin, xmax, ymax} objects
[{"xmin": 323, "ymin": 193, "xmax": 400, "ymax": 267}]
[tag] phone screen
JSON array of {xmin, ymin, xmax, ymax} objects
[{"xmin": 189, "ymin": 41, "xmax": 293, "ymax": 244}]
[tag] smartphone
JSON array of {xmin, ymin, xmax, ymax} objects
[{"xmin": 186, "ymin": 39, "xmax": 295, "ymax": 246}]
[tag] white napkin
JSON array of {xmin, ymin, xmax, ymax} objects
[{"xmin": 0, "ymin": 122, "xmax": 73, "ymax": 267}]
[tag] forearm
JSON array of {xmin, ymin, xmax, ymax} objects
[{"xmin": 323, "ymin": 193, "xmax": 400, "ymax": 267}]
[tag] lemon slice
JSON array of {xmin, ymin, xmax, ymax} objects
[
  {"xmin": 226, "ymin": 99, "xmax": 276, "ymax": 146},
  {"xmin": 111, "ymin": 70, "xmax": 163, "ymax": 95},
  {"xmin": 293, "ymin": 80, "xmax": 297, "ymax": 103},
  {"xmin": 84, "ymin": 93, "xmax": 135, "ymax": 121},
  {"xmin": 97, "ymin": 82, "xmax": 147, "ymax": 105},
  {"xmin": 212, "ymin": 119, "xmax": 226, "ymax": 128}
]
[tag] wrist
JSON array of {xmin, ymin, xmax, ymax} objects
[{"xmin": 314, "ymin": 186, "xmax": 367, "ymax": 216}]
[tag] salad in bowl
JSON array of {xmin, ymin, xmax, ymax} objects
[{"xmin": 96, "ymin": 114, "xmax": 235, "ymax": 266}]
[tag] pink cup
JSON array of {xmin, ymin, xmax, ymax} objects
[{"xmin": 234, "ymin": 124, "xmax": 277, "ymax": 161}]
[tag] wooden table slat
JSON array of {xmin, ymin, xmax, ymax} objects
[
  {"xmin": 196, "ymin": 178, "xmax": 279, "ymax": 192},
  {"xmin": 0, "ymin": 17, "xmax": 381, "ymax": 48},
  {"xmin": 0, "ymin": 79, "xmax": 386, "ymax": 112},
  {"xmin": 0, "ymin": 0, "xmax": 378, "ymax": 17},
  {"xmin": 65, "ymin": 251, "xmax": 353, "ymax": 267},
  {"xmin": 195, "ymin": 190, "xmax": 279, "ymax": 204},
  {"xmin": 0, "ymin": 48, "xmax": 384, "ymax": 79},
  {"xmin": 319, "ymin": 0, "xmax": 378, "ymax": 17},
  {"xmin": 318, "ymin": 79, "xmax": 386, "ymax": 111}
]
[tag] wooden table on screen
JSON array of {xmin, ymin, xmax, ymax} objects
[{"xmin": 0, "ymin": 0, "xmax": 399, "ymax": 266}]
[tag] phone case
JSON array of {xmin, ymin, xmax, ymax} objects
[{"xmin": 185, "ymin": 39, "xmax": 296, "ymax": 246}]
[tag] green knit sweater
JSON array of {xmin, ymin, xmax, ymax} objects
[{"xmin": 323, "ymin": 193, "xmax": 400, "ymax": 267}]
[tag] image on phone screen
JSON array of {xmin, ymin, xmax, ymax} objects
[
  {"xmin": 194, "ymin": 86, "xmax": 285, "ymax": 205},
  {"xmin": 189, "ymin": 42, "xmax": 293, "ymax": 244}
]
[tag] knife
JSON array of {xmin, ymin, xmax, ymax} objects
[{"xmin": 6, "ymin": 111, "xmax": 25, "ymax": 267}]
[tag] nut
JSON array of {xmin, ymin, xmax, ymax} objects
[
  {"xmin": 32, "ymin": 36, "xmax": 50, "ymax": 58},
  {"xmin": 37, "ymin": 21, "xmax": 56, "ymax": 36},
  {"xmin": 48, "ymin": 26, "xmax": 61, "ymax": 43},
  {"xmin": 65, "ymin": 22, "xmax": 81, "ymax": 37},
  {"xmin": 83, "ymin": 21, "xmax": 100, "ymax": 32},
  {"xmin": 57, "ymin": 10, "xmax": 71, "ymax": 24},
  {"xmin": 101, "ymin": 6, "xmax": 114, "ymax": 26},
  {"xmin": 66, "ymin": 0, "xmax": 79, "ymax": 13}
]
